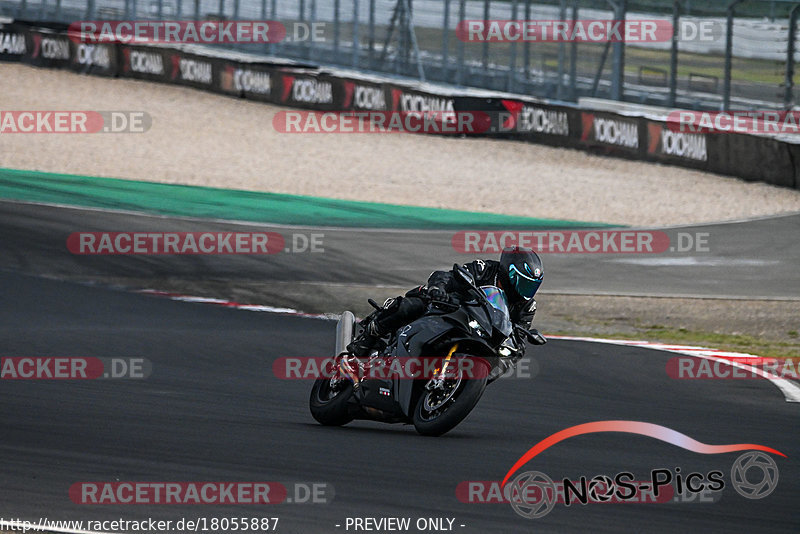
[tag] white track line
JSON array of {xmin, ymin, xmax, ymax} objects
[{"xmin": 137, "ymin": 290, "xmax": 800, "ymax": 403}]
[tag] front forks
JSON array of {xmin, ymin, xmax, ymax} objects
[{"xmin": 425, "ymin": 343, "xmax": 459, "ymax": 391}]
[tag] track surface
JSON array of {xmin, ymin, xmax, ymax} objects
[
  {"xmin": 1, "ymin": 200, "xmax": 798, "ymax": 532},
  {"xmin": 0, "ymin": 271, "xmax": 797, "ymax": 533},
  {"xmin": 1, "ymin": 200, "xmax": 799, "ymax": 299}
]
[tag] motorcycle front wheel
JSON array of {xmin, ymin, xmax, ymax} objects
[{"xmin": 412, "ymin": 356, "xmax": 489, "ymax": 436}]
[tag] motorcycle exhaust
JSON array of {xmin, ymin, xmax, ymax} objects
[{"xmin": 335, "ymin": 311, "xmax": 356, "ymax": 356}]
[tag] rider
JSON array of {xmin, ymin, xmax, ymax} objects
[{"xmin": 347, "ymin": 246, "xmax": 545, "ymax": 358}]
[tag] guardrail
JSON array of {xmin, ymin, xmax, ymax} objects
[{"xmin": 2, "ymin": 18, "xmax": 798, "ymax": 190}]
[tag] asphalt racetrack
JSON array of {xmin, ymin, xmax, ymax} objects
[
  {"xmin": 1, "ymin": 200, "xmax": 799, "ymax": 299},
  {"xmin": 0, "ymin": 200, "xmax": 798, "ymax": 533}
]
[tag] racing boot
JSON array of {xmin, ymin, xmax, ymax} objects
[{"xmin": 346, "ymin": 318, "xmax": 386, "ymax": 358}]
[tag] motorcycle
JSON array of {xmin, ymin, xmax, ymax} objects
[{"xmin": 309, "ymin": 264, "xmax": 546, "ymax": 436}]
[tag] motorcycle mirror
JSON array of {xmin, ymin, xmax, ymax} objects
[
  {"xmin": 525, "ymin": 329, "xmax": 548, "ymax": 345},
  {"xmin": 453, "ymin": 263, "xmax": 475, "ymax": 286}
]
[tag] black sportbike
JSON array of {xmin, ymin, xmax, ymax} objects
[{"xmin": 309, "ymin": 265, "xmax": 546, "ymax": 436}]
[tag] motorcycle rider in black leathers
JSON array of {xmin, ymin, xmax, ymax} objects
[{"xmin": 347, "ymin": 246, "xmax": 546, "ymax": 358}]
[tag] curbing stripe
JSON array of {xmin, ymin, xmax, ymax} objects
[
  {"xmin": 549, "ymin": 335, "xmax": 800, "ymax": 403},
  {"xmin": 137, "ymin": 289, "xmax": 334, "ymax": 320}
]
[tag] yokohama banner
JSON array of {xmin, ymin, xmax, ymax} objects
[
  {"xmin": 25, "ymin": 28, "xmax": 71, "ymax": 69},
  {"xmin": 0, "ymin": 21, "xmax": 28, "ymax": 61},
  {"xmin": 120, "ymin": 45, "xmax": 170, "ymax": 82},
  {"xmin": 168, "ymin": 50, "xmax": 217, "ymax": 89},
  {"xmin": 495, "ymin": 98, "xmax": 578, "ymax": 146},
  {"xmin": 339, "ymin": 79, "xmax": 389, "ymax": 111},
  {"xmin": 218, "ymin": 62, "xmax": 274, "ymax": 101},
  {"xmin": 70, "ymin": 40, "xmax": 117, "ymax": 76},
  {"xmin": 646, "ymin": 122, "xmax": 708, "ymax": 167},
  {"xmin": 580, "ymin": 111, "xmax": 643, "ymax": 154},
  {"xmin": 277, "ymin": 70, "xmax": 338, "ymax": 110}
]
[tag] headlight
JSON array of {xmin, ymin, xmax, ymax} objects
[
  {"xmin": 500, "ymin": 336, "xmax": 518, "ymax": 354},
  {"xmin": 468, "ymin": 320, "xmax": 485, "ymax": 337}
]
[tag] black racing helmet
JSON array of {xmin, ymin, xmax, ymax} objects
[{"xmin": 499, "ymin": 246, "xmax": 543, "ymax": 302}]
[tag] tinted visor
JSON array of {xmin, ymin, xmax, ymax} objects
[{"xmin": 507, "ymin": 264, "xmax": 542, "ymax": 300}]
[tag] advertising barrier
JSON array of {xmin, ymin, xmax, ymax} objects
[
  {"xmin": 340, "ymin": 79, "xmax": 390, "ymax": 112},
  {"xmin": 3, "ymin": 20, "xmax": 797, "ymax": 190},
  {"xmin": 70, "ymin": 39, "xmax": 117, "ymax": 76},
  {"xmin": 580, "ymin": 111, "xmax": 642, "ymax": 155},
  {"xmin": 0, "ymin": 21, "xmax": 28, "ymax": 61},
  {"xmin": 25, "ymin": 27, "xmax": 71, "ymax": 69},
  {"xmin": 646, "ymin": 121, "xmax": 709, "ymax": 169},
  {"xmin": 120, "ymin": 44, "xmax": 170, "ymax": 83},
  {"xmin": 218, "ymin": 62, "xmax": 274, "ymax": 101},
  {"xmin": 497, "ymin": 99, "xmax": 575, "ymax": 146}
]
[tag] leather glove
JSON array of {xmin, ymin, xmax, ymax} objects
[{"xmin": 424, "ymin": 284, "xmax": 449, "ymax": 302}]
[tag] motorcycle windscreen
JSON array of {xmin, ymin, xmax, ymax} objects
[{"xmin": 480, "ymin": 286, "xmax": 513, "ymax": 337}]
